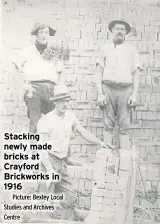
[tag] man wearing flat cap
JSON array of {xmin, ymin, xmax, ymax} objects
[
  {"xmin": 12, "ymin": 23, "xmax": 65, "ymax": 133},
  {"xmin": 37, "ymin": 84, "xmax": 114, "ymax": 220},
  {"xmin": 95, "ymin": 19, "xmax": 142, "ymax": 150},
  {"xmin": 37, "ymin": 85, "xmax": 113, "ymax": 160}
]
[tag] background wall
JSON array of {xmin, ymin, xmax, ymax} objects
[{"xmin": 1, "ymin": 0, "xmax": 160, "ymax": 219}]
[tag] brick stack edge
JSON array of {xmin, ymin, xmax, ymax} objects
[
  {"xmin": 0, "ymin": 0, "xmax": 160, "ymax": 218},
  {"xmin": 83, "ymin": 148, "xmax": 132, "ymax": 224}
]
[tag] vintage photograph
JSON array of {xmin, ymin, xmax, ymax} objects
[{"xmin": 0, "ymin": 0, "xmax": 160, "ymax": 223}]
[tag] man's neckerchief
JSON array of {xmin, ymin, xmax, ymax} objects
[{"xmin": 35, "ymin": 40, "xmax": 47, "ymax": 54}]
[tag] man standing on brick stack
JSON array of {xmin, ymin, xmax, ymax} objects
[
  {"xmin": 95, "ymin": 19, "xmax": 142, "ymax": 150},
  {"xmin": 12, "ymin": 22, "xmax": 65, "ymax": 133}
]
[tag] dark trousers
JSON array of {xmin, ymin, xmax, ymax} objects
[
  {"xmin": 38, "ymin": 153, "xmax": 77, "ymax": 220},
  {"xmin": 24, "ymin": 81, "xmax": 55, "ymax": 133},
  {"xmin": 102, "ymin": 82, "xmax": 132, "ymax": 135}
]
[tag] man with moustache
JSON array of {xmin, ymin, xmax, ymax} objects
[
  {"xmin": 95, "ymin": 19, "xmax": 142, "ymax": 150},
  {"xmin": 12, "ymin": 23, "xmax": 64, "ymax": 133},
  {"xmin": 37, "ymin": 84, "xmax": 114, "ymax": 220},
  {"xmin": 37, "ymin": 84, "xmax": 113, "ymax": 172}
]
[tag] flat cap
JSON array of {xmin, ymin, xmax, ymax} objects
[{"xmin": 31, "ymin": 22, "xmax": 56, "ymax": 36}]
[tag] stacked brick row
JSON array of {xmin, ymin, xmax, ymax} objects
[{"xmin": 67, "ymin": 165, "xmax": 93, "ymax": 211}]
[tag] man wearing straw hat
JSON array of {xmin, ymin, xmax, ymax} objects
[
  {"xmin": 12, "ymin": 22, "xmax": 65, "ymax": 133},
  {"xmin": 37, "ymin": 84, "xmax": 113, "ymax": 170},
  {"xmin": 37, "ymin": 84, "xmax": 114, "ymax": 220},
  {"xmin": 95, "ymin": 19, "xmax": 142, "ymax": 150}
]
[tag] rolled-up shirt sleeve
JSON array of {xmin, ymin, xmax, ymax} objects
[
  {"xmin": 131, "ymin": 47, "xmax": 143, "ymax": 73},
  {"xmin": 96, "ymin": 45, "xmax": 106, "ymax": 69},
  {"xmin": 72, "ymin": 114, "xmax": 81, "ymax": 133},
  {"xmin": 12, "ymin": 47, "xmax": 28, "ymax": 70}
]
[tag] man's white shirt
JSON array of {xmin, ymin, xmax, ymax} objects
[
  {"xmin": 37, "ymin": 110, "xmax": 80, "ymax": 159},
  {"xmin": 13, "ymin": 45, "xmax": 58, "ymax": 83},
  {"xmin": 97, "ymin": 42, "xmax": 142, "ymax": 84}
]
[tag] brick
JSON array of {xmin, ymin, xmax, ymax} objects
[
  {"xmin": 144, "ymin": 25, "xmax": 160, "ymax": 33},
  {"xmin": 75, "ymin": 101, "xmax": 94, "ymax": 109},
  {"xmin": 150, "ymin": 93, "xmax": 158, "ymax": 102},
  {"xmin": 103, "ymin": 197, "xmax": 114, "ymax": 206},
  {"xmin": 67, "ymin": 166, "xmax": 75, "ymax": 178},
  {"xmin": 87, "ymin": 144, "xmax": 97, "ymax": 154},
  {"xmin": 147, "ymin": 165, "xmax": 160, "ymax": 181},
  {"xmin": 153, "ymin": 86, "xmax": 160, "ymax": 93},
  {"xmin": 74, "ymin": 167, "xmax": 84, "ymax": 178},
  {"xmin": 141, "ymin": 120, "xmax": 160, "ymax": 128},
  {"xmin": 102, "ymin": 204, "xmax": 115, "ymax": 214},
  {"xmin": 142, "ymin": 32, "xmax": 158, "ymax": 41},
  {"xmin": 86, "ymin": 167, "xmax": 93, "ymax": 179},
  {"xmin": 72, "ymin": 179, "xmax": 79, "ymax": 190},
  {"xmin": 118, "ymin": 170, "xmax": 130, "ymax": 179},
  {"xmin": 144, "ymin": 129, "xmax": 156, "ymax": 137},
  {"xmin": 136, "ymin": 111, "xmax": 142, "ymax": 120},
  {"xmin": 105, "ymin": 183, "xmax": 114, "ymax": 190},
  {"xmin": 82, "ymin": 145, "xmax": 87, "ymax": 154},
  {"xmin": 91, "ymin": 202, "xmax": 103, "ymax": 211},
  {"xmin": 91, "ymin": 196, "xmax": 103, "ymax": 205},
  {"xmin": 87, "ymin": 118, "xmax": 103, "ymax": 127},
  {"xmin": 135, "ymin": 137, "xmax": 153, "ymax": 146},
  {"xmin": 117, "ymin": 178, "xmax": 129, "ymax": 191},
  {"xmin": 79, "ymin": 179, "xmax": 85, "ymax": 191},
  {"xmin": 85, "ymin": 196, "xmax": 91, "ymax": 208},
  {"xmin": 105, "ymin": 174, "xmax": 116, "ymax": 183},
  {"xmin": 138, "ymin": 85, "xmax": 152, "ymax": 94},
  {"xmin": 153, "ymin": 138, "xmax": 160, "ymax": 146},
  {"xmin": 92, "ymin": 188, "xmax": 105, "ymax": 197},
  {"xmin": 156, "ymin": 129, "xmax": 160, "ymax": 137},
  {"xmin": 145, "ymin": 181, "xmax": 152, "ymax": 191},
  {"xmin": 85, "ymin": 180, "xmax": 92, "ymax": 191},
  {"xmin": 146, "ymin": 111, "xmax": 157, "ymax": 120},
  {"xmin": 135, "ymin": 103, "xmax": 148, "ymax": 111},
  {"xmin": 0, "ymin": 116, "xmax": 13, "ymax": 125},
  {"xmin": 78, "ymin": 195, "xmax": 86, "ymax": 207}
]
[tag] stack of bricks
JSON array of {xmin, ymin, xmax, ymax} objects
[
  {"xmin": 84, "ymin": 148, "xmax": 133, "ymax": 224},
  {"xmin": 67, "ymin": 164, "xmax": 93, "ymax": 211}
]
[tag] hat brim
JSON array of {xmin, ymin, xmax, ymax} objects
[
  {"xmin": 31, "ymin": 26, "xmax": 56, "ymax": 36},
  {"xmin": 108, "ymin": 20, "xmax": 131, "ymax": 35},
  {"xmin": 50, "ymin": 93, "xmax": 71, "ymax": 101}
]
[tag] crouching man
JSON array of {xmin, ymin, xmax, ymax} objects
[{"xmin": 37, "ymin": 84, "xmax": 114, "ymax": 220}]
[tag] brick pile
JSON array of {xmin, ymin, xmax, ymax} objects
[{"xmin": 84, "ymin": 148, "xmax": 132, "ymax": 224}]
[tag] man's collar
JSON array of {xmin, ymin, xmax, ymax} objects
[{"xmin": 35, "ymin": 40, "xmax": 47, "ymax": 54}]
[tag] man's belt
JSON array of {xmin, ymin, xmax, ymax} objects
[
  {"xmin": 31, "ymin": 80, "xmax": 55, "ymax": 85},
  {"xmin": 102, "ymin": 80, "xmax": 132, "ymax": 88}
]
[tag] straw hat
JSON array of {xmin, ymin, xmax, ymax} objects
[
  {"xmin": 50, "ymin": 85, "xmax": 71, "ymax": 101},
  {"xmin": 108, "ymin": 19, "xmax": 131, "ymax": 35}
]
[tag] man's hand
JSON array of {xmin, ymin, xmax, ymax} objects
[
  {"xmin": 97, "ymin": 93, "xmax": 106, "ymax": 107},
  {"xmin": 66, "ymin": 157, "xmax": 82, "ymax": 166},
  {"xmin": 128, "ymin": 94, "xmax": 136, "ymax": 107},
  {"xmin": 24, "ymin": 84, "xmax": 38, "ymax": 98},
  {"xmin": 56, "ymin": 60, "xmax": 64, "ymax": 73},
  {"xmin": 99, "ymin": 141, "xmax": 115, "ymax": 150}
]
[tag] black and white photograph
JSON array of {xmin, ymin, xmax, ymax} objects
[{"xmin": 0, "ymin": 0, "xmax": 160, "ymax": 223}]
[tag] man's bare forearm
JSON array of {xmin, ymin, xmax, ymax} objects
[
  {"xmin": 95, "ymin": 64, "xmax": 104, "ymax": 94},
  {"xmin": 132, "ymin": 69, "xmax": 140, "ymax": 96},
  {"xmin": 77, "ymin": 126, "xmax": 102, "ymax": 145},
  {"xmin": 57, "ymin": 72, "xmax": 65, "ymax": 84}
]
